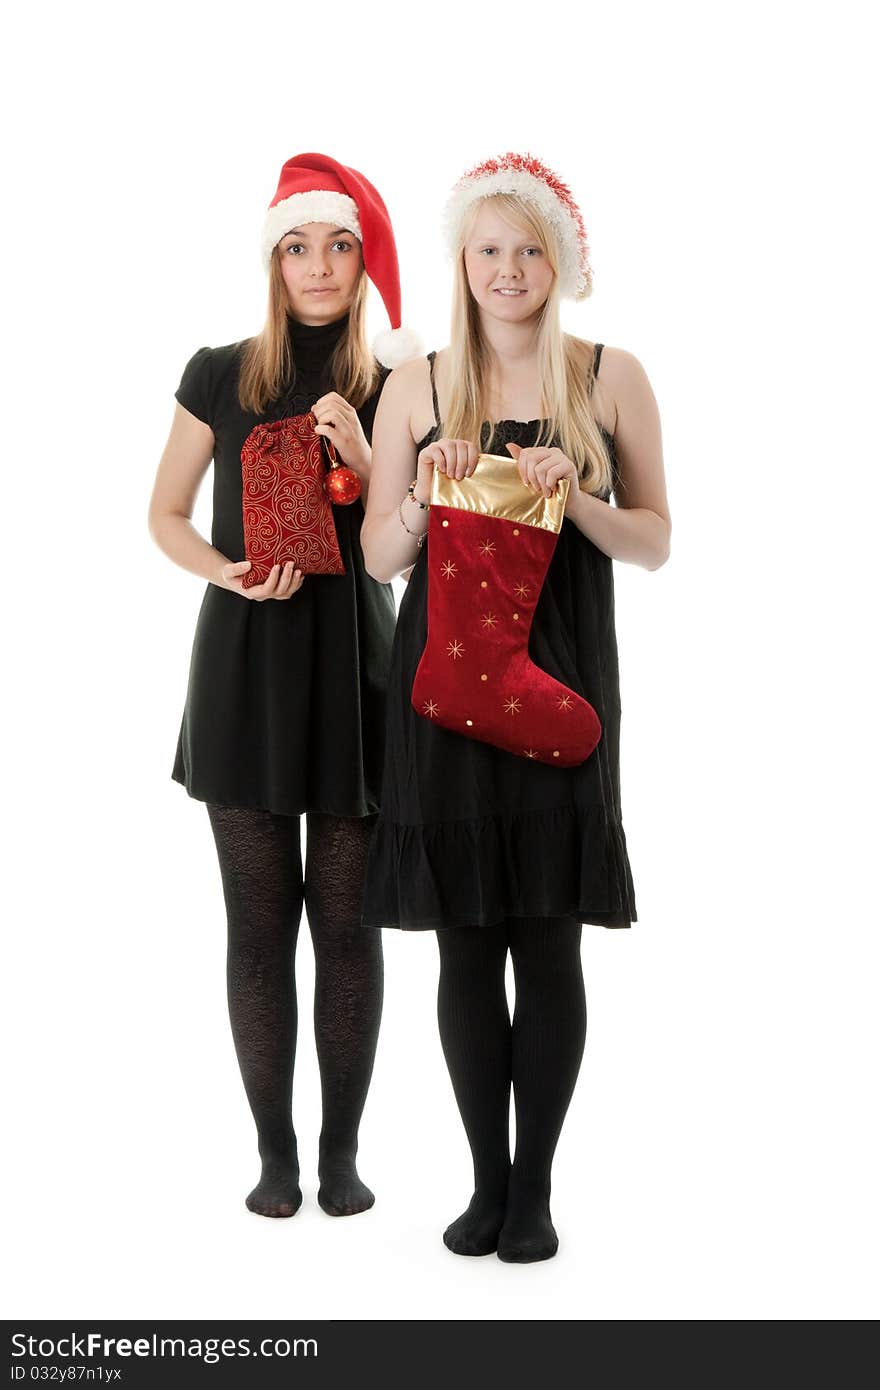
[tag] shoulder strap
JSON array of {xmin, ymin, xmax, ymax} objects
[
  {"xmin": 589, "ymin": 346, "xmax": 603, "ymax": 394},
  {"xmin": 427, "ymin": 351, "xmax": 441, "ymax": 427},
  {"xmin": 590, "ymin": 343, "xmax": 604, "ymax": 392}
]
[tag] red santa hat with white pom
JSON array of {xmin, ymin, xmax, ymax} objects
[
  {"xmin": 262, "ymin": 152, "xmax": 422, "ymax": 369},
  {"xmin": 443, "ymin": 152, "xmax": 594, "ymax": 301}
]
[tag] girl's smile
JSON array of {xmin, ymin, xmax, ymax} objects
[{"xmin": 464, "ymin": 202, "xmax": 554, "ymax": 320}]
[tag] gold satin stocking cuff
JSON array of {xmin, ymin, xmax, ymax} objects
[{"xmin": 430, "ymin": 452, "xmax": 570, "ymax": 533}]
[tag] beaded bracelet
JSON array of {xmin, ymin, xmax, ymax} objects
[
  {"xmin": 398, "ymin": 497, "xmax": 427, "ymax": 547},
  {"xmin": 407, "ymin": 481, "xmax": 430, "ymax": 509}
]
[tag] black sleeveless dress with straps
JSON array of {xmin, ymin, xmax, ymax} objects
[{"xmin": 361, "ymin": 344, "xmax": 638, "ymax": 930}]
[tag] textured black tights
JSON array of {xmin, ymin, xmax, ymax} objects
[
  {"xmin": 207, "ymin": 804, "xmax": 382, "ymax": 1218},
  {"xmin": 436, "ymin": 917, "xmax": 586, "ymax": 1261}
]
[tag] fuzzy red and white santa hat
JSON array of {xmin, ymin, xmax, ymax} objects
[
  {"xmin": 444, "ymin": 152, "xmax": 594, "ymax": 301},
  {"xmin": 262, "ymin": 152, "xmax": 422, "ymax": 369}
]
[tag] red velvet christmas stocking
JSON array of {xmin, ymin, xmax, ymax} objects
[{"xmin": 412, "ymin": 454, "xmax": 602, "ymax": 766}]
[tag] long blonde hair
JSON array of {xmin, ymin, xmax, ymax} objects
[
  {"xmin": 238, "ymin": 245, "xmax": 380, "ymax": 415},
  {"xmin": 445, "ymin": 193, "xmax": 614, "ymax": 495}
]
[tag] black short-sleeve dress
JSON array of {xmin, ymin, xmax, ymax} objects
[
  {"xmin": 171, "ymin": 313, "xmax": 396, "ymax": 819},
  {"xmin": 361, "ymin": 344, "xmax": 638, "ymax": 929}
]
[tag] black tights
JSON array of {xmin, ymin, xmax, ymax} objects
[
  {"xmin": 207, "ymin": 804, "xmax": 383, "ymax": 1218},
  {"xmin": 437, "ymin": 917, "xmax": 587, "ymax": 1261}
]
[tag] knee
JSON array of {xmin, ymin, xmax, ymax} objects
[
  {"xmin": 310, "ymin": 913, "xmax": 382, "ymax": 964},
  {"xmin": 225, "ymin": 902, "xmax": 301, "ymax": 952},
  {"xmin": 507, "ymin": 917, "xmax": 582, "ymax": 974}
]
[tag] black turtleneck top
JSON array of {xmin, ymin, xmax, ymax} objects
[
  {"xmin": 283, "ymin": 310, "xmax": 351, "ymax": 386},
  {"xmin": 170, "ymin": 318, "xmax": 395, "ymax": 818}
]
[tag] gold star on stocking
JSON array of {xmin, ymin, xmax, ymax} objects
[
  {"xmin": 446, "ymin": 640, "xmax": 465, "ymax": 660},
  {"xmin": 440, "ymin": 560, "xmax": 458, "ymax": 580},
  {"xmin": 524, "ymin": 748, "xmax": 539, "ymax": 758},
  {"xmin": 503, "ymin": 696, "xmax": 522, "ymax": 716},
  {"xmin": 422, "ymin": 700, "xmax": 439, "ymax": 717},
  {"xmin": 481, "ymin": 613, "xmax": 499, "ymax": 630},
  {"xmin": 557, "ymin": 694, "xmax": 574, "ymax": 710},
  {"xmin": 479, "ymin": 539, "xmax": 497, "ymax": 557},
  {"xmin": 514, "ymin": 582, "xmax": 531, "ymax": 600}
]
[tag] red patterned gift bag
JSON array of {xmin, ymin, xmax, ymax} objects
[{"xmin": 240, "ymin": 411, "xmax": 345, "ymax": 582}]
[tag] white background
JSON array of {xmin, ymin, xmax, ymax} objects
[{"xmin": 3, "ymin": 0, "xmax": 877, "ymax": 1323}]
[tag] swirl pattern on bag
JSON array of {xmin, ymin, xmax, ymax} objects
[{"xmin": 240, "ymin": 412, "xmax": 345, "ymax": 583}]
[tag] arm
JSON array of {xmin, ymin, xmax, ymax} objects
[
  {"xmin": 148, "ymin": 403, "xmax": 302, "ymax": 598},
  {"xmin": 360, "ymin": 361, "xmax": 431, "ymax": 583},
  {"xmin": 148, "ymin": 403, "xmax": 229, "ymax": 584},
  {"xmin": 361, "ymin": 364, "xmax": 480, "ymax": 583},
  {"xmin": 566, "ymin": 348, "xmax": 671, "ymax": 570}
]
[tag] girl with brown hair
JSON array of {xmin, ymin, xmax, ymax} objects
[{"xmin": 149, "ymin": 153, "xmax": 419, "ymax": 1219}]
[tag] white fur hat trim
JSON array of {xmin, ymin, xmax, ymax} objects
[
  {"xmin": 443, "ymin": 168, "xmax": 592, "ymax": 300},
  {"xmin": 262, "ymin": 191, "xmax": 362, "ymax": 269}
]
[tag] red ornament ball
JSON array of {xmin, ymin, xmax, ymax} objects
[{"xmin": 325, "ymin": 465, "xmax": 362, "ymax": 505}]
